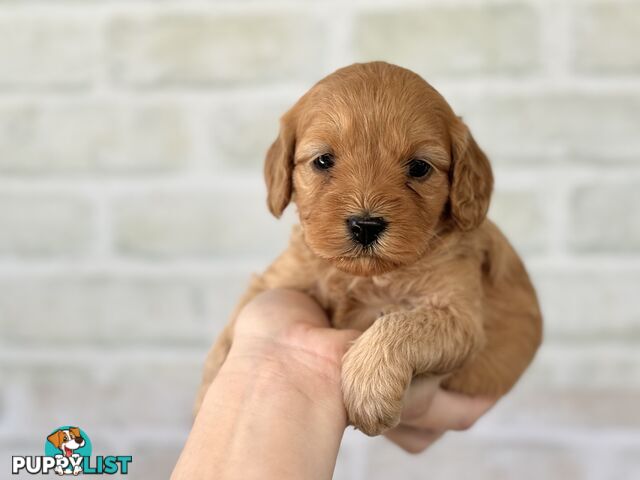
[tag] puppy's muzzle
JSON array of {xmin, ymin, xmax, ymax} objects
[{"xmin": 347, "ymin": 216, "xmax": 388, "ymax": 247}]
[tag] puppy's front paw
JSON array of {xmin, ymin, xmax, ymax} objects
[{"xmin": 341, "ymin": 338, "xmax": 411, "ymax": 436}]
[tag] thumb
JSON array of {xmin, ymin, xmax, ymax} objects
[
  {"xmin": 304, "ymin": 328, "xmax": 362, "ymax": 365},
  {"xmin": 332, "ymin": 328, "xmax": 362, "ymax": 355}
]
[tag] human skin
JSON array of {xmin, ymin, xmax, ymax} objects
[{"xmin": 172, "ymin": 289, "xmax": 496, "ymax": 479}]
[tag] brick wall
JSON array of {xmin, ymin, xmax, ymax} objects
[{"xmin": 0, "ymin": 1, "xmax": 638, "ymax": 479}]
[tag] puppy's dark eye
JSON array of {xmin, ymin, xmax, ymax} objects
[
  {"xmin": 313, "ymin": 153, "xmax": 335, "ymax": 171},
  {"xmin": 407, "ymin": 159, "xmax": 432, "ymax": 178}
]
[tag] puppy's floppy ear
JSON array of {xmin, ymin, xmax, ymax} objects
[
  {"xmin": 69, "ymin": 427, "xmax": 81, "ymax": 438},
  {"xmin": 449, "ymin": 118, "xmax": 493, "ymax": 231},
  {"xmin": 264, "ymin": 109, "xmax": 297, "ymax": 218},
  {"xmin": 47, "ymin": 430, "xmax": 64, "ymax": 449}
]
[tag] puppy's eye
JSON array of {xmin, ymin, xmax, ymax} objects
[
  {"xmin": 312, "ymin": 153, "xmax": 335, "ymax": 171},
  {"xmin": 407, "ymin": 159, "xmax": 433, "ymax": 178}
]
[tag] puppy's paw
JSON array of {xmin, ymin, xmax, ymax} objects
[{"xmin": 341, "ymin": 337, "xmax": 411, "ymax": 436}]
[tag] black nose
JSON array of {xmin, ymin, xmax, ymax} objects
[{"xmin": 347, "ymin": 216, "xmax": 388, "ymax": 246}]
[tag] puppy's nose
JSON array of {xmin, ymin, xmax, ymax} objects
[{"xmin": 347, "ymin": 216, "xmax": 387, "ymax": 246}]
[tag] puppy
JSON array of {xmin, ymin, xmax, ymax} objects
[
  {"xmin": 196, "ymin": 62, "xmax": 542, "ymax": 436},
  {"xmin": 47, "ymin": 427, "xmax": 85, "ymax": 475}
]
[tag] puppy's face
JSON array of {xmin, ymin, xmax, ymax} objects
[
  {"xmin": 265, "ymin": 62, "xmax": 492, "ymax": 276},
  {"xmin": 293, "ymin": 88, "xmax": 452, "ymax": 276}
]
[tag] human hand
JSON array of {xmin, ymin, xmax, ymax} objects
[
  {"xmin": 224, "ymin": 288, "xmax": 361, "ymax": 421},
  {"xmin": 384, "ymin": 375, "xmax": 497, "ymax": 453},
  {"xmin": 173, "ymin": 289, "xmax": 360, "ymax": 480},
  {"xmin": 231, "ymin": 288, "xmax": 360, "ymax": 370},
  {"xmin": 231, "ymin": 290, "xmax": 495, "ymax": 450}
]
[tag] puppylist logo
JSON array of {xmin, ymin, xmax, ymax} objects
[{"xmin": 11, "ymin": 426, "xmax": 132, "ymax": 475}]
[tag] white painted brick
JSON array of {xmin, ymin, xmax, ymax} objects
[
  {"xmin": 0, "ymin": 439, "xmax": 48, "ymax": 480},
  {"xmin": 0, "ymin": 17, "xmax": 99, "ymax": 88},
  {"xmin": 354, "ymin": 5, "xmax": 539, "ymax": 76},
  {"xmin": 531, "ymin": 267, "xmax": 640, "ymax": 340},
  {"xmin": 612, "ymin": 448, "xmax": 640, "ymax": 480},
  {"xmin": 2, "ymin": 364, "xmax": 94, "ymax": 434},
  {"xmin": 0, "ymin": 194, "xmax": 93, "ymax": 256},
  {"xmin": 569, "ymin": 181, "xmax": 640, "ymax": 252},
  {"xmin": 0, "ymin": 359, "xmax": 200, "ymax": 432},
  {"xmin": 107, "ymin": 362, "xmax": 201, "ymax": 429},
  {"xmin": 0, "ymin": 102, "xmax": 191, "ymax": 174},
  {"xmin": 0, "ymin": 1, "xmax": 639, "ymax": 476},
  {"xmin": 108, "ymin": 14, "xmax": 327, "ymax": 87},
  {"xmin": 0, "ymin": 273, "xmax": 250, "ymax": 346},
  {"xmin": 127, "ymin": 441, "xmax": 183, "ymax": 480},
  {"xmin": 451, "ymin": 93, "xmax": 640, "ymax": 161},
  {"xmin": 525, "ymin": 343, "xmax": 640, "ymax": 390},
  {"xmin": 485, "ymin": 386, "xmax": 640, "ymax": 431},
  {"xmin": 489, "ymin": 189, "xmax": 549, "ymax": 254},
  {"xmin": 334, "ymin": 429, "xmax": 369, "ymax": 480},
  {"xmin": 113, "ymin": 188, "xmax": 295, "ymax": 258},
  {"xmin": 574, "ymin": 2, "xmax": 640, "ymax": 74},
  {"xmin": 203, "ymin": 271, "xmax": 255, "ymax": 327},
  {"xmin": 363, "ymin": 435, "xmax": 587, "ymax": 480},
  {"xmin": 208, "ymin": 96, "xmax": 293, "ymax": 171}
]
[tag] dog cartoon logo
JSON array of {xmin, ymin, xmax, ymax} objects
[
  {"xmin": 45, "ymin": 426, "xmax": 91, "ymax": 476},
  {"xmin": 12, "ymin": 425, "xmax": 131, "ymax": 475}
]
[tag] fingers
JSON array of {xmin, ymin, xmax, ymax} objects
[
  {"xmin": 305, "ymin": 327, "xmax": 361, "ymax": 362},
  {"xmin": 402, "ymin": 388, "xmax": 497, "ymax": 431},
  {"xmin": 388, "ymin": 381, "xmax": 497, "ymax": 454},
  {"xmin": 400, "ymin": 375, "xmax": 442, "ymax": 423},
  {"xmin": 384, "ymin": 425, "xmax": 444, "ymax": 454},
  {"xmin": 327, "ymin": 328, "xmax": 362, "ymax": 356}
]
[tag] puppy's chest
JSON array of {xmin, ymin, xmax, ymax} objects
[{"xmin": 312, "ymin": 271, "xmax": 418, "ymax": 332}]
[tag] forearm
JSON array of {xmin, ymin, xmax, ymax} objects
[{"xmin": 172, "ymin": 341, "xmax": 347, "ymax": 480}]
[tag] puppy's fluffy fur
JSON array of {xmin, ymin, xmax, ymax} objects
[{"xmin": 196, "ymin": 62, "xmax": 542, "ymax": 436}]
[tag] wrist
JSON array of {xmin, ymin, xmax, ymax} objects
[{"xmin": 175, "ymin": 334, "xmax": 348, "ymax": 480}]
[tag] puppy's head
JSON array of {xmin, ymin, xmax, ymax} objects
[{"xmin": 265, "ymin": 62, "xmax": 492, "ymax": 276}]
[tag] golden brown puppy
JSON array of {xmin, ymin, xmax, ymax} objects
[{"xmin": 196, "ymin": 62, "xmax": 542, "ymax": 436}]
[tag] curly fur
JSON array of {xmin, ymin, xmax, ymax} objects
[{"xmin": 195, "ymin": 62, "xmax": 543, "ymax": 436}]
